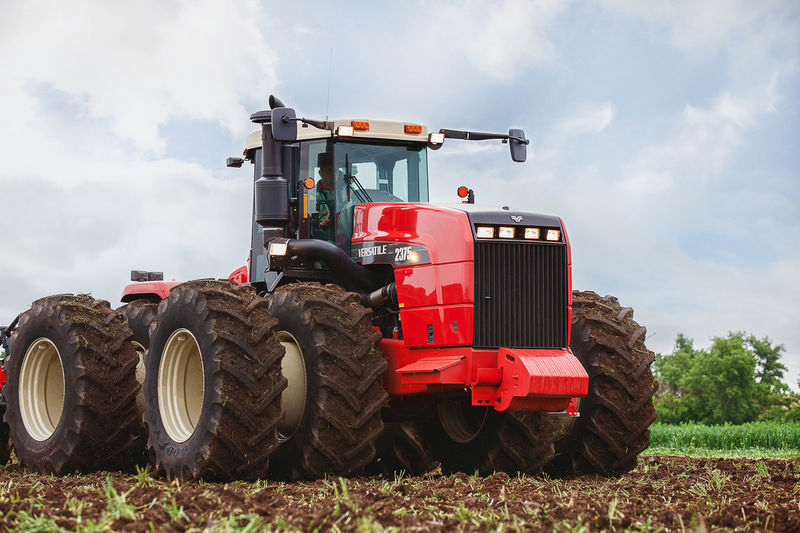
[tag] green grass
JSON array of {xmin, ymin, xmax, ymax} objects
[{"xmin": 646, "ymin": 421, "xmax": 800, "ymax": 457}]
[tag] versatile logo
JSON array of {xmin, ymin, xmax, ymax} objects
[
  {"xmin": 510, "ymin": 215, "xmax": 523, "ymax": 222},
  {"xmin": 351, "ymin": 242, "xmax": 431, "ymax": 266}
]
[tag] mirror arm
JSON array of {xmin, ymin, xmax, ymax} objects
[
  {"xmin": 439, "ymin": 128, "xmax": 528, "ymax": 145},
  {"xmin": 283, "ymin": 116, "xmax": 335, "ymax": 131}
]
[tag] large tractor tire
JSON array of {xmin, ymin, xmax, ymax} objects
[
  {"xmin": 120, "ymin": 300, "xmax": 158, "ymax": 353},
  {"xmin": 266, "ymin": 283, "xmax": 387, "ymax": 480},
  {"xmin": 117, "ymin": 299, "xmax": 159, "ymax": 467},
  {"xmin": 369, "ymin": 421, "xmax": 436, "ymax": 476},
  {"xmin": 546, "ymin": 291, "xmax": 657, "ymax": 476},
  {"xmin": 3, "ymin": 294, "xmax": 141, "ymax": 474},
  {"xmin": 426, "ymin": 400, "xmax": 557, "ymax": 475},
  {"xmin": 143, "ymin": 280, "xmax": 286, "ymax": 481}
]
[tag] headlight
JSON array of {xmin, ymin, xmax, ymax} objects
[
  {"xmin": 546, "ymin": 229, "xmax": 561, "ymax": 241},
  {"xmin": 498, "ymin": 226, "xmax": 515, "ymax": 239},
  {"xmin": 269, "ymin": 242, "xmax": 288, "ymax": 256},
  {"xmin": 476, "ymin": 226, "xmax": 494, "ymax": 239},
  {"xmin": 337, "ymin": 125, "xmax": 354, "ymax": 137},
  {"xmin": 524, "ymin": 227, "xmax": 540, "ymax": 239}
]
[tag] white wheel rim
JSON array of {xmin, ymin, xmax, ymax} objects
[
  {"xmin": 277, "ymin": 331, "xmax": 307, "ymax": 441},
  {"xmin": 437, "ymin": 401, "xmax": 489, "ymax": 444},
  {"xmin": 19, "ymin": 337, "xmax": 65, "ymax": 441},
  {"xmin": 132, "ymin": 341, "xmax": 146, "ymax": 417},
  {"xmin": 158, "ymin": 328, "xmax": 204, "ymax": 443}
]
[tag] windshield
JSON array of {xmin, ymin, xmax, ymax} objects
[
  {"xmin": 302, "ymin": 140, "xmax": 429, "ymax": 249},
  {"xmin": 333, "ymin": 141, "xmax": 428, "ymax": 204}
]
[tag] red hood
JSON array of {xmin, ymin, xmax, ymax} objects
[{"xmin": 352, "ymin": 203, "xmax": 473, "ymax": 264}]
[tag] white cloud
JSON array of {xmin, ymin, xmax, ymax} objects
[
  {"xmin": 438, "ymin": 0, "xmax": 567, "ymax": 81},
  {"xmin": 621, "ymin": 86, "xmax": 779, "ymax": 198},
  {"xmin": 557, "ymin": 102, "xmax": 616, "ymax": 136},
  {"xmin": 0, "ymin": 157, "xmax": 252, "ymax": 320},
  {"xmin": 0, "ymin": 0, "xmax": 276, "ymax": 153},
  {"xmin": 597, "ymin": 0, "xmax": 800, "ymax": 79}
]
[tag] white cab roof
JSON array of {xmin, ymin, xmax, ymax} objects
[{"xmin": 244, "ymin": 118, "xmax": 429, "ymax": 153}]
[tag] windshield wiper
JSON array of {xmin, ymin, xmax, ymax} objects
[{"xmin": 344, "ymin": 154, "xmax": 373, "ymax": 203}]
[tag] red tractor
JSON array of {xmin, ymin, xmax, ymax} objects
[{"xmin": 0, "ymin": 96, "xmax": 656, "ymax": 480}]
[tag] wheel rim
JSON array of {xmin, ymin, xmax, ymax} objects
[
  {"xmin": 277, "ymin": 331, "xmax": 307, "ymax": 442},
  {"xmin": 158, "ymin": 328, "xmax": 204, "ymax": 443},
  {"xmin": 19, "ymin": 338, "xmax": 65, "ymax": 441},
  {"xmin": 132, "ymin": 341, "xmax": 146, "ymax": 416},
  {"xmin": 437, "ymin": 400, "xmax": 489, "ymax": 444}
]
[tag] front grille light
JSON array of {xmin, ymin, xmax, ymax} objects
[
  {"xmin": 546, "ymin": 229, "xmax": 561, "ymax": 241},
  {"xmin": 524, "ymin": 227, "xmax": 540, "ymax": 240},
  {"xmin": 498, "ymin": 226, "xmax": 515, "ymax": 239},
  {"xmin": 476, "ymin": 226, "xmax": 494, "ymax": 239}
]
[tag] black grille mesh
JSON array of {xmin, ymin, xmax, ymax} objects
[{"xmin": 473, "ymin": 242, "xmax": 568, "ymax": 349}]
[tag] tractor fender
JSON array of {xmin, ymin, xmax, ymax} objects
[{"xmin": 120, "ymin": 280, "xmax": 182, "ymax": 303}]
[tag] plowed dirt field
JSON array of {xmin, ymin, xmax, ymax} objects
[{"xmin": 0, "ymin": 456, "xmax": 798, "ymax": 531}]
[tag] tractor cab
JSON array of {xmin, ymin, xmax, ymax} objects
[{"xmin": 240, "ymin": 117, "xmax": 432, "ymax": 285}]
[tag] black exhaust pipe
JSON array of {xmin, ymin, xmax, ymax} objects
[
  {"xmin": 251, "ymin": 102, "xmax": 289, "ymax": 241},
  {"xmin": 284, "ymin": 239, "xmax": 383, "ymax": 293}
]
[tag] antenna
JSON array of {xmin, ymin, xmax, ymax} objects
[{"xmin": 325, "ymin": 48, "xmax": 333, "ymax": 121}]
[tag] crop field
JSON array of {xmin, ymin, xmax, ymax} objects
[
  {"xmin": 646, "ymin": 422, "xmax": 800, "ymax": 458},
  {"xmin": 0, "ymin": 453, "xmax": 798, "ymax": 532}
]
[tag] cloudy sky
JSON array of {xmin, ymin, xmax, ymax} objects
[{"xmin": 1, "ymin": 1, "xmax": 798, "ymax": 387}]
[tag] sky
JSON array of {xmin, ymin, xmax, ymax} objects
[{"xmin": 1, "ymin": 1, "xmax": 798, "ymax": 388}]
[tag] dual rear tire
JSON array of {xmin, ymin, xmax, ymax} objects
[
  {"xmin": 546, "ymin": 291, "xmax": 658, "ymax": 476},
  {"xmin": 4, "ymin": 295, "xmax": 141, "ymax": 474},
  {"xmin": 266, "ymin": 283, "xmax": 387, "ymax": 480},
  {"xmin": 142, "ymin": 280, "xmax": 286, "ymax": 481},
  {"xmin": 141, "ymin": 281, "xmax": 386, "ymax": 481}
]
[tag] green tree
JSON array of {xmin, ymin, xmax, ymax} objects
[
  {"xmin": 654, "ymin": 333, "xmax": 696, "ymax": 392},
  {"xmin": 746, "ymin": 334, "xmax": 788, "ymax": 395},
  {"xmin": 653, "ymin": 332, "xmax": 782, "ymax": 424},
  {"xmin": 683, "ymin": 333, "xmax": 759, "ymax": 424}
]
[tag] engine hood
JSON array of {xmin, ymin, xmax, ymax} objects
[{"xmin": 351, "ymin": 202, "xmax": 564, "ymax": 265}]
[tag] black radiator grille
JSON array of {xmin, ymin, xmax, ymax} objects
[{"xmin": 473, "ymin": 242, "xmax": 568, "ymax": 349}]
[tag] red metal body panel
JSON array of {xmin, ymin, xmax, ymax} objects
[
  {"xmin": 228, "ymin": 265, "xmax": 248, "ymax": 284},
  {"xmin": 120, "ymin": 280, "xmax": 182, "ymax": 302},
  {"xmin": 381, "ymin": 339, "xmax": 588, "ymax": 412},
  {"xmin": 354, "ymin": 203, "xmax": 475, "ymax": 348},
  {"xmin": 352, "ymin": 203, "xmax": 473, "ymax": 264},
  {"xmin": 398, "ymin": 304, "xmax": 472, "ymax": 347},
  {"xmin": 0, "ymin": 366, "xmax": 6, "ymax": 389},
  {"xmin": 393, "ymin": 262, "xmax": 473, "ymax": 308}
]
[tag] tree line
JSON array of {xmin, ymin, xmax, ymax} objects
[{"xmin": 654, "ymin": 332, "xmax": 798, "ymax": 425}]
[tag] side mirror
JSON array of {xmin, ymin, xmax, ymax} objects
[
  {"xmin": 271, "ymin": 107, "xmax": 298, "ymax": 142},
  {"xmin": 508, "ymin": 128, "xmax": 527, "ymax": 162}
]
